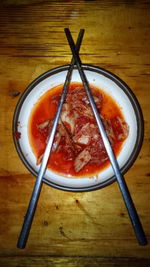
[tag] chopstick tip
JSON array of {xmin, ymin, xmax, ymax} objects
[{"xmin": 64, "ymin": 28, "xmax": 69, "ymax": 33}]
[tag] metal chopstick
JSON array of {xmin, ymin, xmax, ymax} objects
[
  {"xmin": 17, "ymin": 29, "xmax": 85, "ymax": 249},
  {"xmin": 64, "ymin": 28, "xmax": 147, "ymax": 246}
]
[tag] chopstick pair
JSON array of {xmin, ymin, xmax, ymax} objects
[
  {"xmin": 17, "ymin": 29, "xmax": 85, "ymax": 249},
  {"xmin": 64, "ymin": 28, "xmax": 147, "ymax": 246},
  {"xmin": 17, "ymin": 28, "xmax": 147, "ymax": 249}
]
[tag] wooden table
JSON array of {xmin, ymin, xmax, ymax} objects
[{"xmin": 0, "ymin": 0, "xmax": 150, "ymax": 266}]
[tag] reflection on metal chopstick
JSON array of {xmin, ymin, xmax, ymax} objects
[
  {"xmin": 17, "ymin": 29, "xmax": 85, "ymax": 249},
  {"xmin": 64, "ymin": 28, "xmax": 147, "ymax": 246}
]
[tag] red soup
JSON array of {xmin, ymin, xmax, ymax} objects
[{"xmin": 28, "ymin": 82, "xmax": 129, "ymax": 177}]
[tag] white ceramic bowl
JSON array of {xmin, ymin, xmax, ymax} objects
[{"xmin": 13, "ymin": 65, "xmax": 144, "ymax": 192}]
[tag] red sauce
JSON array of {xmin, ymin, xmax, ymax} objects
[
  {"xmin": 28, "ymin": 83, "xmax": 127, "ymax": 177},
  {"xmin": 14, "ymin": 131, "xmax": 21, "ymax": 139}
]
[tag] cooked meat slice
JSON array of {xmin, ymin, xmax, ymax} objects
[
  {"xmin": 88, "ymin": 139, "xmax": 108, "ymax": 165},
  {"xmin": 93, "ymin": 96, "xmax": 102, "ymax": 109},
  {"xmin": 83, "ymin": 95, "xmax": 102, "ymax": 109},
  {"xmin": 111, "ymin": 116, "xmax": 129, "ymax": 141},
  {"xmin": 66, "ymin": 86, "xmax": 87, "ymax": 105},
  {"xmin": 117, "ymin": 116, "xmax": 129, "ymax": 140},
  {"xmin": 38, "ymin": 119, "xmax": 53, "ymax": 139},
  {"xmin": 74, "ymin": 149, "xmax": 91, "ymax": 172},
  {"xmin": 37, "ymin": 119, "xmax": 50, "ymax": 129},
  {"xmin": 73, "ymin": 101, "xmax": 94, "ymax": 118},
  {"xmin": 90, "ymin": 124, "xmax": 100, "ymax": 141},
  {"xmin": 61, "ymin": 121, "xmax": 75, "ymax": 151},
  {"xmin": 66, "ymin": 86, "xmax": 102, "ymax": 109},
  {"xmin": 36, "ymin": 153, "xmax": 43, "ymax": 165},
  {"xmin": 73, "ymin": 123, "xmax": 91, "ymax": 145},
  {"xmin": 66, "ymin": 86, "xmax": 102, "ymax": 119},
  {"xmin": 102, "ymin": 117, "xmax": 116, "ymax": 145},
  {"xmin": 74, "ymin": 122, "xmax": 100, "ymax": 145},
  {"xmin": 52, "ymin": 132, "xmax": 62, "ymax": 152},
  {"xmin": 61, "ymin": 103, "xmax": 76, "ymax": 134},
  {"xmin": 76, "ymin": 135, "xmax": 90, "ymax": 145}
]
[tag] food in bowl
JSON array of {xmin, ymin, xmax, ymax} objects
[
  {"xmin": 28, "ymin": 82, "xmax": 129, "ymax": 177},
  {"xmin": 13, "ymin": 65, "xmax": 143, "ymax": 191}
]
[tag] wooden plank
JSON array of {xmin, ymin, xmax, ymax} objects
[
  {"xmin": 0, "ymin": 175, "xmax": 149, "ymax": 257},
  {"xmin": 0, "ymin": 256, "xmax": 150, "ymax": 267}
]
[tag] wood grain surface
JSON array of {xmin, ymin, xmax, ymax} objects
[{"xmin": 0, "ymin": 0, "xmax": 150, "ymax": 266}]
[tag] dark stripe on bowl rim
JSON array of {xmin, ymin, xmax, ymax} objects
[{"xmin": 12, "ymin": 64, "xmax": 144, "ymax": 192}]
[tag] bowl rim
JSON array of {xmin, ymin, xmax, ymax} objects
[{"xmin": 12, "ymin": 64, "xmax": 144, "ymax": 192}]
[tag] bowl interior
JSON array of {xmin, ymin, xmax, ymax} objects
[{"xmin": 13, "ymin": 65, "xmax": 143, "ymax": 192}]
